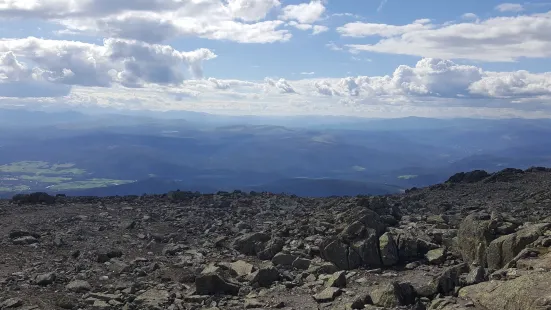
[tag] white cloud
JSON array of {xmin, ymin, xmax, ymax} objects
[
  {"xmin": 288, "ymin": 21, "xmax": 329, "ymax": 35},
  {"xmin": 301, "ymin": 72, "xmax": 315, "ymax": 75},
  {"xmin": 495, "ymin": 3, "xmax": 525, "ymax": 12},
  {"xmin": 461, "ymin": 13, "xmax": 478, "ymax": 20},
  {"xmin": 280, "ymin": 1, "xmax": 326, "ymax": 24},
  {"xmin": 58, "ymin": 12, "xmax": 291, "ymax": 44},
  {"xmin": 312, "ymin": 25, "xmax": 329, "ymax": 35},
  {"xmin": 3, "ymin": 57, "xmax": 551, "ymax": 118},
  {"xmin": 337, "ymin": 19, "xmax": 432, "ymax": 38},
  {"xmin": 265, "ymin": 77, "xmax": 296, "ymax": 93},
  {"xmin": 0, "ymin": 0, "xmax": 292, "ymax": 44},
  {"xmin": 343, "ymin": 11, "xmax": 551, "ymax": 62},
  {"xmin": 0, "ymin": 37, "xmax": 216, "ymax": 89},
  {"xmin": 227, "ymin": 0, "xmax": 281, "ymax": 22},
  {"xmin": 326, "ymin": 41, "xmax": 343, "ymax": 51}
]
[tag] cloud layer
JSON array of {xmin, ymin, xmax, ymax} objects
[
  {"xmin": 340, "ymin": 10, "xmax": 551, "ymax": 62},
  {"xmin": 0, "ymin": 0, "xmax": 551, "ymax": 118}
]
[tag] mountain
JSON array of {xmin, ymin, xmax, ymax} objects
[
  {"xmin": 245, "ymin": 177, "xmax": 403, "ymax": 197},
  {"xmin": 3, "ymin": 108, "xmax": 551, "ymax": 197}
]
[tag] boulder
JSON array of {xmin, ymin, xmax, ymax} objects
[
  {"xmin": 134, "ymin": 289, "xmax": 171, "ymax": 308},
  {"xmin": 248, "ymin": 266, "xmax": 280, "ymax": 287},
  {"xmin": 486, "ymin": 223, "xmax": 551, "ymax": 270},
  {"xmin": 257, "ymin": 237, "xmax": 284, "ymax": 260},
  {"xmin": 370, "ymin": 282, "xmax": 415, "ymax": 308},
  {"xmin": 66, "ymin": 280, "xmax": 92, "ymax": 293},
  {"xmin": 195, "ymin": 273, "xmax": 240, "ymax": 295},
  {"xmin": 379, "ymin": 232, "xmax": 399, "ymax": 266},
  {"xmin": 325, "ymin": 271, "xmax": 346, "ymax": 288},
  {"xmin": 272, "ymin": 253, "xmax": 298, "ymax": 266},
  {"xmin": 313, "ymin": 287, "xmax": 342, "ymax": 303},
  {"xmin": 233, "ymin": 232, "xmax": 270, "ymax": 256},
  {"xmin": 459, "ymin": 272, "xmax": 551, "ymax": 310},
  {"xmin": 457, "ymin": 214, "xmax": 494, "ymax": 266},
  {"xmin": 426, "ymin": 248, "xmax": 446, "ymax": 265}
]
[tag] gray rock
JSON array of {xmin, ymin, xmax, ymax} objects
[
  {"xmin": 326, "ymin": 271, "xmax": 347, "ymax": 288},
  {"xmin": 12, "ymin": 236, "xmax": 39, "ymax": 245},
  {"xmin": 233, "ymin": 232, "xmax": 270, "ymax": 256},
  {"xmin": 66, "ymin": 280, "xmax": 92, "ymax": 292},
  {"xmin": 272, "ymin": 252, "xmax": 297, "ymax": 266},
  {"xmin": 379, "ymin": 232, "xmax": 399, "ymax": 266},
  {"xmin": 35, "ymin": 272, "xmax": 56, "ymax": 286},
  {"xmin": 465, "ymin": 266, "xmax": 486, "ymax": 285},
  {"xmin": 134, "ymin": 289, "xmax": 171, "ymax": 308},
  {"xmin": 195, "ymin": 273, "xmax": 240, "ymax": 295},
  {"xmin": 1, "ymin": 298, "xmax": 23, "ymax": 308},
  {"xmin": 313, "ymin": 287, "xmax": 342, "ymax": 303},
  {"xmin": 457, "ymin": 214, "xmax": 494, "ymax": 267},
  {"xmin": 319, "ymin": 238, "xmax": 352, "ymax": 270},
  {"xmin": 229, "ymin": 260, "xmax": 254, "ymax": 277},
  {"xmin": 426, "ymin": 248, "xmax": 446, "ymax": 265},
  {"xmin": 162, "ymin": 243, "xmax": 186, "ymax": 256},
  {"xmin": 257, "ymin": 237, "xmax": 284, "ymax": 260},
  {"xmin": 486, "ymin": 223, "xmax": 550, "ymax": 270},
  {"xmin": 249, "ymin": 266, "xmax": 280, "ymax": 287},
  {"xmin": 292, "ymin": 257, "xmax": 311, "ymax": 270},
  {"xmin": 370, "ymin": 282, "xmax": 415, "ymax": 308}
]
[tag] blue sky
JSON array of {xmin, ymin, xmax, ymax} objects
[{"xmin": 0, "ymin": 0, "xmax": 551, "ymax": 118}]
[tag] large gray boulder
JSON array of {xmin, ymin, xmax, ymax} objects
[
  {"xmin": 457, "ymin": 214, "xmax": 494, "ymax": 266},
  {"xmin": 486, "ymin": 223, "xmax": 551, "ymax": 270}
]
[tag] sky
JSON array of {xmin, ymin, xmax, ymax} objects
[{"xmin": 1, "ymin": 0, "xmax": 551, "ymax": 118}]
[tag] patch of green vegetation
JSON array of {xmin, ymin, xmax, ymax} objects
[
  {"xmin": 19, "ymin": 175, "xmax": 72, "ymax": 183},
  {"xmin": 0, "ymin": 161, "xmax": 85, "ymax": 176},
  {"xmin": 398, "ymin": 175, "xmax": 418, "ymax": 180},
  {"xmin": 49, "ymin": 179, "xmax": 135, "ymax": 191},
  {"xmin": 0, "ymin": 185, "xmax": 30, "ymax": 192}
]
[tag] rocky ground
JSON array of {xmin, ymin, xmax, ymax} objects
[{"xmin": 2, "ymin": 168, "xmax": 551, "ymax": 309}]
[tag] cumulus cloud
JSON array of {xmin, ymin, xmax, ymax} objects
[
  {"xmin": 265, "ymin": 77, "xmax": 296, "ymax": 93},
  {"xmin": 227, "ymin": 0, "xmax": 281, "ymax": 22},
  {"xmin": 338, "ymin": 19, "xmax": 431, "ymax": 37},
  {"xmin": 0, "ymin": 0, "xmax": 292, "ymax": 44},
  {"xmin": 3, "ymin": 58, "xmax": 551, "ymax": 118},
  {"xmin": 461, "ymin": 13, "xmax": 478, "ymax": 20},
  {"xmin": 495, "ymin": 3, "xmax": 524, "ymax": 12},
  {"xmin": 58, "ymin": 12, "xmax": 291, "ymax": 44},
  {"xmin": 343, "ymin": 11, "xmax": 551, "ymax": 62},
  {"xmin": 287, "ymin": 21, "xmax": 329, "ymax": 35},
  {"xmin": 280, "ymin": 1, "xmax": 326, "ymax": 24},
  {"xmin": 0, "ymin": 37, "xmax": 216, "ymax": 89}
]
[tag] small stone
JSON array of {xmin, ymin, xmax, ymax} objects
[
  {"xmin": 292, "ymin": 257, "xmax": 311, "ymax": 270},
  {"xmin": 230, "ymin": 260, "xmax": 254, "ymax": 277},
  {"xmin": 426, "ymin": 248, "xmax": 446, "ymax": 265},
  {"xmin": 313, "ymin": 287, "xmax": 342, "ymax": 303},
  {"xmin": 244, "ymin": 299, "xmax": 263, "ymax": 308},
  {"xmin": 249, "ymin": 266, "xmax": 280, "ymax": 287},
  {"xmin": 66, "ymin": 280, "xmax": 92, "ymax": 292},
  {"xmin": 326, "ymin": 271, "xmax": 347, "ymax": 288},
  {"xmin": 272, "ymin": 253, "xmax": 298, "ymax": 266},
  {"xmin": 1, "ymin": 298, "xmax": 23, "ymax": 308},
  {"xmin": 35, "ymin": 272, "xmax": 56, "ymax": 286}
]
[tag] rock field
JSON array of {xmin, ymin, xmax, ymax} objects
[{"xmin": 2, "ymin": 168, "xmax": 551, "ymax": 309}]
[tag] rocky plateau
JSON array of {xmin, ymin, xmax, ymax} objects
[{"xmin": 2, "ymin": 168, "xmax": 551, "ymax": 309}]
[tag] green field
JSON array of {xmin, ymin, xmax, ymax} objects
[
  {"xmin": 0, "ymin": 161, "xmax": 134, "ymax": 193},
  {"xmin": 398, "ymin": 175, "xmax": 418, "ymax": 180},
  {"xmin": 0, "ymin": 185, "xmax": 30, "ymax": 193},
  {"xmin": 48, "ymin": 179, "xmax": 135, "ymax": 191},
  {"xmin": 0, "ymin": 161, "xmax": 85, "ymax": 176}
]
